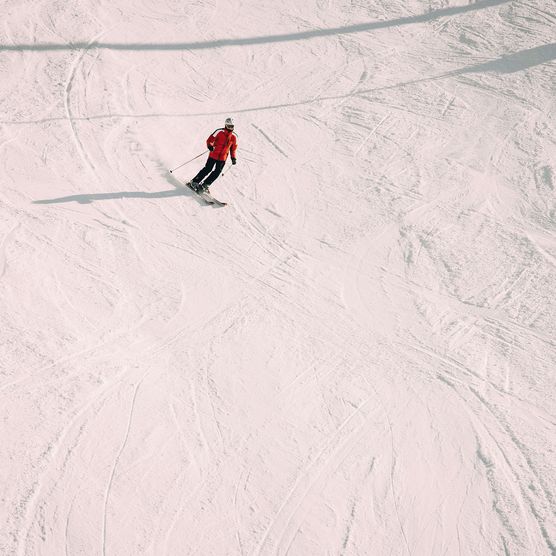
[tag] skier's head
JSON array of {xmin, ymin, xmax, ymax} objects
[{"xmin": 225, "ymin": 117, "xmax": 235, "ymax": 131}]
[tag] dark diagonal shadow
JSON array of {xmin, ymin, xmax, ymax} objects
[
  {"xmin": 375, "ymin": 42, "xmax": 556, "ymax": 94},
  {"xmin": 353, "ymin": 42, "xmax": 556, "ymax": 91},
  {"xmin": 33, "ymin": 169, "xmax": 208, "ymax": 206},
  {"xmin": 33, "ymin": 188, "xmax": 188, "ymax": 205},
  {"xmin": 9, "ymin": 43, "xmax": 555, "ymax": 128},
  {"xmin": 457, "ymin": 42, "xmax": 556, "ymax": 74},
  {"xmin": 1, "ymin": 0, "xmax": 509, "ymax": 52}
]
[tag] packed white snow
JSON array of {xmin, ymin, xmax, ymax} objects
[{"xmin": 1, "ymin": 0, "xmax": 555, "ymax": 554}]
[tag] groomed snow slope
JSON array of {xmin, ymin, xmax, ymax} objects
[{"xmin": 1, "ymin": 1, "xmax": 555, "ymax": 554}]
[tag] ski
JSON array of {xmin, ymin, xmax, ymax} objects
[
  {"xmin": 201, "ymin": 191, "xmax": 227, "ymax": 207},
  {"xmin": 183, "ymin": 181, "xmax": 227, "ymax": 207}
]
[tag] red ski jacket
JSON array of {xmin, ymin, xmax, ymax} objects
[{"xmin": 207, "ymin": 128, "xmax": 237, "ymax": 161}]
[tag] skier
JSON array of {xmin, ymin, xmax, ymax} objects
[{"xmin": 190, "ymin": 118, "xmax": 237, "ymax": 193}]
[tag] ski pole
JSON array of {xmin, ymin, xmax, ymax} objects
[
  {"xmin": 221, "ymin": 165, "xmax": 234, "ymax": 178},
  {"xmin": 169, "ymin": 151, "xmax": 207, "ymax": 173}
]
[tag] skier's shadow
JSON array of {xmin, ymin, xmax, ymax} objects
[{"xmin": 33, "ymin": 172, "xmax": 207, "ymax": 206}]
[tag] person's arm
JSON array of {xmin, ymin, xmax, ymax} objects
[
  {"xmin": 230, "ymin": 135, "xmax": 237, "ymax": 163},
  {"xmin": 206, "ymin": 131, "xmax": 216, "ymax": 151}
]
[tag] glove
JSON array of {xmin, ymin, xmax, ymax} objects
[
  {"xmin": 208, "ymin": 145, "xmax": 214, "ymax": 152},
  {"xmin": 231, "ymin": 157, "xmax": 237, "ymax": 165}
]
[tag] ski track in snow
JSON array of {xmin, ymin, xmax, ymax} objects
[
  {"xmin": 1, "ymin": 0, "xmax": 555, "ymax": 554},
  {"xmin": 102, "ymin": 377, "xmax": 144, "ymax": 556}
]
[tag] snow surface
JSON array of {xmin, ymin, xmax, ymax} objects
[{"xmin": 1, "ymin": 0, "xmax": 555, "ymax": 554}]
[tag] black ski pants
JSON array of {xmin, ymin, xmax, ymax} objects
[{"xmin": 193, "ymin": 156, "xmax": 225, "ymax": 186}]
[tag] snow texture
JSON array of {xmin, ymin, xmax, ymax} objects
[{"xmin": 1, "ymin": 0, "xmax": 555, "ymax": 554}]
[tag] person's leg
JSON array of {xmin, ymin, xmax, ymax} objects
[
  {"xmin": 203, "ymin": 160, "xmax": 226, "ymax": 186},
  {"xmin": 192, "ymin": 157, "xmax": 216, "ymax": 184}
]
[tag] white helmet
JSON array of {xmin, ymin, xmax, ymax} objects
[{"xmin": 225, "ymin": 117, "xmax": 235, "ymax": 130}]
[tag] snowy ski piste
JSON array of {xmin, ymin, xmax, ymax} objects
[{"xmin": 1, "ymin": 0, "xmax": 555, "ymax": 554}]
